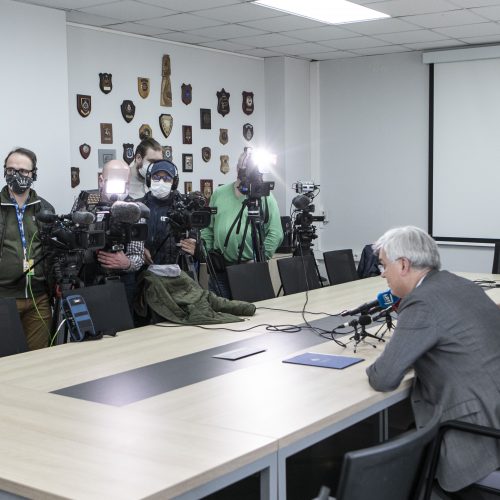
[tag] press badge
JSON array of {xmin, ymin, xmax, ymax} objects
[{"xmin": 24, "ymin": 259, "xmax": 34, "ymax": 276}]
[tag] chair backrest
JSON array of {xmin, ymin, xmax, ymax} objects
[
  {"xmin": 0, "ymin": 298, "xmax": 28, "ymax": 357},
  {"xmin": 336, "ymin": 410, "xmax": 441, "ymax": 500},
  {"xmin": 63, "ymin": 282, "xmax": 133, "ymax": 335},
  {"xmin": 323, "ymin": 249, "xmax": 358, "ymax": 285},
  {"xmin": 226, "ymin": 262, "xmax": 275, "ymax": 302},
  {"xmin": 277, "ymin": 255, "xmax": 321, "ymax": 295},
  {"xmin": 492, "ymin": 242, "xmax": 500, "ymax": 274}
]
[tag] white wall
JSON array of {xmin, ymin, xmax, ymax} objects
[
  {"xmin": 0, "ymin": 0, "xmax": 70, "ymax": 212},
  {"xmin": 67, "ymin": 24, "xmax": 265, "ymax": 203}
]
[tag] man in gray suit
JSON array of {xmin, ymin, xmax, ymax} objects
[{"xmin": 367, "ymin": 226, "xmax": 500, "ymax": 499}]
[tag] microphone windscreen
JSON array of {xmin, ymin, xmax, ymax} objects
[
  {"xmin": 133, "ymin": 202, "xmax": 150, "ymax": 220},
  {"xmin": 292, "ymin": 194, "xmax": 310, "ymax": 210},
  {"xmin": 110, "ymin": 201, "xmax": 141, "ymax": 224},
  {"xmin": 36, "ymin": 210, "xmax": 58, "ymax": 224},
  {"xmin": 71, "ymin": 211, "xmax": 95, "ymax": 225},
  {"xmin": 376, "ymin": 290, "xmax": 399, "ymax": 308}
]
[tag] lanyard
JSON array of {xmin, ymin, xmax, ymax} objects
[{"xmin": 11, "ymin": 198, "xmax": 28, "ymax": 259}]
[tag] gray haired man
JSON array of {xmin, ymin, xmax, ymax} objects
[{"xmin": 367, "ymin": 226, "xmax": 500, "ymax": 499}]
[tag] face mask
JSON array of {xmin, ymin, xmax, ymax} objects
[
  {"xmin": 6, "ymin": 172, "xmax": 33, "ymax": 195},
  {"xmin": 138, "ymin": 161, "xmax": 151, "ymax": 179},
  {"xmin": 150, "ymin": 179, "xmax": 172, "ymax": 199}
]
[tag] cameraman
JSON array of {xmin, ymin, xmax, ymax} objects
[
  {"xmin": 0, "ymin": 147, "xmax": 54, "ymax": 350},
  {"xmin": 201, "ymin": 151, "xmax": 283, "ymax": 298},
  {"xmin": 76, "ymin": 160, "xmax": 144, "ymax": 309},
  {"xmin": 137, "ymin": 160, "xmax": 197, "ymax": 266}
]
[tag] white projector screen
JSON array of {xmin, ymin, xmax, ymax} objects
[{"xmin": 432, "ymin": 58, "xmax": 500, "ymax": 242}]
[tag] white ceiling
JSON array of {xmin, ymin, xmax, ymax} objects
[{"xmin": 13, "ymin": 0, "xmax": 500, "ymax": 60}]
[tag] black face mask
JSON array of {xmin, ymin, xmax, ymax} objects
[{"xmin": 5, "ymin": 172, "xmax": 33, "ymax": 195}]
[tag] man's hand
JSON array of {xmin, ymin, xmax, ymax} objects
[
  {"xmin": 144, "ymin": 248, "xmax": 153, "ymax": 265},
  {"xmin": 97, "ymin": 250, "xmax": 131, "ymax": 270},
  {"xmin": 179, "ymin": 238, "xmax": 196, "ymax": 256}
]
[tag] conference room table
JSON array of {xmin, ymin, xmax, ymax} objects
[{"xmin": 0, "ymin": 272, "xmax": 497, "ymax": 499}]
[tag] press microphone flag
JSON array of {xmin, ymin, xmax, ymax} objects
[{"xmin": 341, "ymin": 290, "xmax": 399, "ymax": 317}]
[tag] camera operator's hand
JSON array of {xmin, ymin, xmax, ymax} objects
[
  {"xmin": 179, "ymin": 238, "xmax": 196, "ymax": 256},
  {"xmin": 97, "ymin": 250, "xmax": 131, "ymax": 270},
  {"xmin": 144, "ymin": 248, "xmax": 153, "ymax": 266}
]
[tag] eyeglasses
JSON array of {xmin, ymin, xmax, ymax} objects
[
  {"xmin": 152, "ymin": 173, "xmax": 173, "ymax": 182},
  {"xmin": 378, "ymin": 257, "xmax": 404, "ymax": 274},
  {"xmin": 5, "ymin": 167, "xmax": 33, "ymax": 177}
]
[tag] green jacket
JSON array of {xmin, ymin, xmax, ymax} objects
[
  {"xmin": 136, "ymin": 270, "xmax": 256, "ymax": 324},
  {"xmin": 0, "ymin": 186, "xmax": 54, "ymax": 298}
]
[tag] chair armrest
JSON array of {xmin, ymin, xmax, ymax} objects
[{"xmin": 423, "ymin": 420, "xmax": 500, "ymax": 499}]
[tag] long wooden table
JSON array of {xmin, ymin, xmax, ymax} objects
[{"xmin": 0, "ymin": 272, "xmax": 497, "ymax": 499}]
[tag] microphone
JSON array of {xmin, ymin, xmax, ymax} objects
[
  {"xmin": 292, "ymin": 194, "xmax": 311, "ymax": 210},
  {"xmin": 110, "ymin": 201, "xmax": 141, "ymax": 224},
  {"xmin": 71, "ymin": 211, "xmax": 95, "ymax": 225},
  {"xmin": 337, "ymin": 314, "xmax": 373, "ymax": 329},
  {"xmin": 36, "ymin": 210, "xmax": 58, "ymax": 224},
  {"xmin": 341, "ymin": 290, "xmax": 399, "ymax": 317},
  {"xmin": 371, "ymin": 301, "xmax": 400, "ymax": 322},
  {"xmin": 133, "ymin": 201, "xmax": 150, "ymax": 220}
]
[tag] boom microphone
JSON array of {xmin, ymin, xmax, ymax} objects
[
  {"xmin": 341, "ymin": 290, "xmax": 399, "ymax": 317},
  {"xmin": 292, "ymin": 194, "xmax": 311, "ymax": 210},
  {"xmin": 71, "ymin": 211, "xmax": 95, "ymax": 225},
  {"xmin": 133, "ymin": 201, "xmax": 150, "ymax": 220},
  {"xmin": 110, "ymin": 201, "xmax": 141, "ymax": 224}
]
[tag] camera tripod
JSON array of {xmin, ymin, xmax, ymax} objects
[{"xmin": 224, "ymin": 196, "xmax": 267, "ymax": 264}]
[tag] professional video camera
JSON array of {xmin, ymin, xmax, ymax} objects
[
  {"xmin": 291, "ymin": 181, "xmax": 325, "ymax": 254},
  {"xmin": 237, "ymin": 147, "xmax": 276, "ymax": 200},
  {"xmin": 167, "ymin": 191, "xmax": 217, "ymax": 235},
  {"xmin": 94, "ymin": 200, "xmax": 149, "ymax": 252},
  {"xmin": 36, "ymin": 210, "xmax": 106, "ymax": 288}
]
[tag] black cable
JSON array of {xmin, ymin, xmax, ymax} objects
[{"xmin": 256, "ymin": 306, "xmax": 342, "ymax": 316}]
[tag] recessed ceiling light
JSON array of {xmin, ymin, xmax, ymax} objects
[{"xmin": 252, "ymin": 0, "xmax": 390, "ymax": 25}]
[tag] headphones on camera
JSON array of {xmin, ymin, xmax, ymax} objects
[{"xmin": 145, "ymin": 159, "xmax": 179, "ymax": 190}]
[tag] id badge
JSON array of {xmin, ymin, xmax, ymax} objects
[{"xmin": 24, "ymin": 259, "xmax": 34, "ymax": 276}]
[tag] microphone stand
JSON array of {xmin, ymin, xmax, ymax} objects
[{"xmin": 350, "ymin": 314, "xmax": 385, "ymax": 353}]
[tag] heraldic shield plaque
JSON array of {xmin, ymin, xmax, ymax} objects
[
  {"xmin": 202, "ymin": 147, "xmax": 211, "ymax": 162},
  {"xmin": 99, "ymin": 73, "xmax": 112, "ymax": 94},
  {"xmin": 217, "ymin": 88, "xmax": 230, "ymax": 117},
  {"xmin": 219, "ymin": 128, "xmax": 228, "ymax": 145},
  {"xmin": 159, "ymin": 114, "xmax": 173, "ymax": 138},
  {"xmin": 242, "ymin": 91, "xmax": 254, "ymax": 115},
  {"xmin": 77, "ymin": 94, "xmax": 91, "ymax": 118},
  {"xmin": 121, "ymin": 100, "xmax": 136, "ymax": 123},
  {"xmin": 138, "ymin": 77, "xmax": 150, "ymax": 99},
  {"xmin": 79, "ymin": 143, "xmax": 91, "ymax": 159},
  {"xmin": 123, "ymin": 143, "xmax": 134, "ymax": 165},
  {"xmin": 181, "ymin": 83, "xmax": 192, "ymax": 105},
  {"xmin": 139, "ymin": 124, "xmax": 152, "ymax": 140},
  {"xmin": 243, "ymin": 123, "xmax": 254, "ymax": 141}
]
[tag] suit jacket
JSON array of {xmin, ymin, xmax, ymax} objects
[{"xmin": 366, "ymin": 270, "xmax": 500, "ymax": 491}]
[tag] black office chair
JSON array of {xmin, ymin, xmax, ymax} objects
[
  {"xmin": 226, "ymin": 262, "xmax": 275, "ymax": 302},
  {"xmin": 323, "ymin": 250, "xmax": 358, "ymax": 286},
  {"xmin": 0, "ymin": 298, "xmax": 28, "ymax": 357},
  {"xmin": 277, "ymin": 255, "xmax": 321, "ymax": 295},
  {"xmin": 423, "ymin": 421, "xmax": 500, "ymax": 499},
  {"xmin": 314, "ymin": 410, "xmax": 440, "ymax": 500},
  {"xmin": 492, "ymin": 242, "xmax": 500, "ymax": 274}
]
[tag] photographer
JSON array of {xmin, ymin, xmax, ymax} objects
[
  {"xmin": 0, "ymin": 147, "xmax": 54, "ymax": 350},
  {"xmin": 201, "ymin": 150, "xmax": 283, "ymax": 298},
  {"xmin": 137, "ymin": 160, "xmax": 197, "ymax": 266}
]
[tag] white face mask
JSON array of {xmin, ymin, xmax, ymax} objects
[
  {"xmin": 138, "ymin": 161, "xmax": 151, "ymax": 179},
  {"xmin": 150, "ymin": 179, "xmax": 172, "ymax": 199}
]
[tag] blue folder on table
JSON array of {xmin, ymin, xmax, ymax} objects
[{"xmin": 283, "ymin": 352, "xmax": 364, "ymax": 369}]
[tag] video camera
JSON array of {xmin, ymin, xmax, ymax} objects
[
  {"xmin": 237, "ymin": 147, "xmax": 275, "ymax": 199},
  {"xmin": 167, "ymin": 192, "xmax": 217, "ymax": 235},
  {"xmin": 94, "ymin": 201, "xmax": 149, "ymax": 253},
  {"xmin": 291, "ymin": 181, "xmax": 325, "ymax": 250},
  {"xmin": 37, "ymin": 210, "xmax": 105, "ymax": 253}
]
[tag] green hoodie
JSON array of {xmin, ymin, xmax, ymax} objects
[{"xmin": 0, "ymin": 186, "xmax": 54, "ymax": 298}]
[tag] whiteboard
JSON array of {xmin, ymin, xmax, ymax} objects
[{"xmin": 432, "ymin": 58, "xmax": 500, "ymax": 242}]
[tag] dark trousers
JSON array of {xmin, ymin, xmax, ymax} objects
[{"xmin": 16, "ymin": 293, "xmax": 51, "ymax": 350}]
